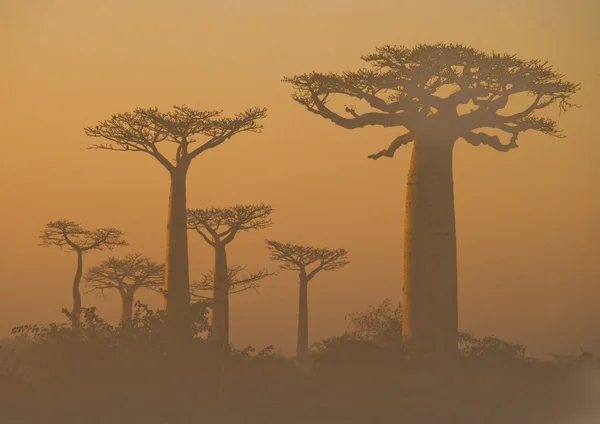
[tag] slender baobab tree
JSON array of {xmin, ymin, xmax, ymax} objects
[
  {"xmin": 40, "ymin": 220, "xmax": 127, "ymax": 332},
  {"xmin": 191, "ymin": 264, "xmax": 275, "ymax": 341},
  {"xmin": 265, "ymin": 240, "xmax": 349, "ymax": 364},
  {"xmin": 284, "ymin": 43, "xmax": 579, "ymax": 360},
  {"xmin": 84, "ymin": 253, "xmax": 164, "ymax": 325},
  {"xmin": 187, "ymin": 204, "xmax": 273, "ymax": 346},
  {"xmin": 85, "ymin": 105, "xmax": 267, "ymax": 337}
]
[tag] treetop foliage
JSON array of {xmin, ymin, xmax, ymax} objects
[
  {"xmin": 187, "ymin": 204, "xmax": 273, "ymax": 246},
  {"xmin": 84, "ymin": 105, "xmax": 268, "ymax": 171},
  {"xmin": 40, "ymin": 220, "xmax": 128, "ymax": 253},
  {"xmin": 265, "ymin": 240, "xmax": 349, "ymax": 280},
  {"xmin": 84, "ymin": 253, "xmax": 164, "ymax": 296},
  {"xmin": 284, "ymin": 43, "xmax": 580, "ymax": 159}
]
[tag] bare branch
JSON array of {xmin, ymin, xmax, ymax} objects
[
  {"xmin": 39, "ymin": 220, "xmax": 87, "ymax": 251},
  {"xmin": 283, "ymin": 72, "xmax": 409, "ymax": 130},
  {"xmin": 82, "ymin": 228, "xmax": 129, "ymax": 252},
  {"xmin": 368, "ymin": 132, "xmax": 414, "ymax": 159},
  {"xmin": 187, "ymin": 107, "xmax": 268, "ymax": 159},
  {"xmin": 461, "ymin": 131, "xmax": 519, "ymax": 152},
  {"xmin": 85, "ymin": 108, "xmax": 174, "ymax": 171},
  {"xmin": 306, "ymin": 248, "xmax": 350, "ymax": 280},
  {"xmin": 461, "ymin": 113, "xmax": 563, "ymax": 151}
]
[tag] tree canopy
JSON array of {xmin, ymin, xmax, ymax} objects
[
  {"xmin": 85, "ymin": 105, "xmax": 267, "ymax": 171},
  {"xmin": 187, "ymin": 204, "xmax": 273, "ymax": 246},
  {"xmin": 265, "ymin": 240, "xmax": 349, "ymax": 281},
  {"xmin": 284, "ymin": 43, "xmax": 580, "ymax": 158},
  {"xmin": 40, "ymin": 220, "xmax": 128, "ymax": 253},
  {"xmin": 84, "ymin": 253, "xmax": 164, "ymax": 296}
]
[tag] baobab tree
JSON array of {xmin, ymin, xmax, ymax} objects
[
  {"xmin": 284, "ymin": 43, "xmax": 579, "ymax": 360},
  {"xmin": 85, "ymin": 105, "xmax": 267, "ymax": 336},
  {"xmin": 187, "ymin": 204, "xmax": 273, "ymax": 346},
  {"xmin": 265, "ymin": 240, "xmax": 349, "ymax": 363},
  {"xmin": 40, "ymin": 220, "xmax": 127, "ymax": 332},
  {"xmin": 190, "ymin": 264, "xmax": 275, "ymax": 341},
  {"xmin": 84, "ymin": 253, "xmax": 164, "ymax": 325}
]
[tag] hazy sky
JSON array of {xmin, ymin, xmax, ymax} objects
[{"xmin": 1, "ymin": 0, "xmax": 599, "ymax": 357}]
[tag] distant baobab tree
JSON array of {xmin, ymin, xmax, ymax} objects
[
  {"xmin": 85, "ymin": 105, "xmax": 267, "ymax": 337},
  {"xmin": 265, "ymin": 240, "xmax": 349, "ymax": 364},
  {"xmin": 191, "ymin": 264, "xmax": 275, "ymax": 340},
  {"xmin": 284, "ymin": 43, "xmax": 580, "ymax": 361},
  {"xmin": 84, "ymin": 253, "xmax": 164, "ymax": 325},
  {"xmin": 187, "ymin": 204, "xmax": 273, "ymax": 346},
  {"xmin": 40, "ymin": 220, "xmax": 127, "ymax": 332}
]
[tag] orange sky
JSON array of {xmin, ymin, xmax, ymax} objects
[{"xmin": 1, "ymin": 0, "xmax": 599, "ymax": 357}]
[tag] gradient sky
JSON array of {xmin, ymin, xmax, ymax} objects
[{"xmin": 1, "ymin": 0, "xmax": 599, "ymax": 357}]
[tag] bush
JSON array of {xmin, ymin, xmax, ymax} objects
[{"xmin": 1, "ymin": 301, "xmax": 595, "ymax": 424}]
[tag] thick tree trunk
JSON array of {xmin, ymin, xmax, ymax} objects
[
  {"xmin": 71, "ymin": 249, "xmax": 83, "ymax": 333},
  {"xmin": 122, "ymin": 293, "xmax": 134, "ymax": 325},
  {"xmin": 403, "ymin": 137, "xmax": 458, "ymax": 362},
  {"xmin": 210, "ymin": 243, "xmax": 229, "ymax": 348},
  {"xmin": 296, "ymin": 276, "xmax": 309, "ymax": 362},
  {"xmin": 164, "ymin": 167, "xmax": 191, "ymax": 338}
]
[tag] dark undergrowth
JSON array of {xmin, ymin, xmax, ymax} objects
[{"xmin": 0, "ymin": 300, "xmax": 597, "ymax": 424}]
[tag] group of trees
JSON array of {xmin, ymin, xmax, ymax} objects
[
  {"xmin": 41, "ymin": 209, "xmax": 349, "ymax": 362},
  {"xmin": 36, "ymin": 42, "xmax": 578, "ymax": 363}
]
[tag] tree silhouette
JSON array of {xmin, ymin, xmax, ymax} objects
[
  {"xmin": 265, "ymin": 240, "xmax": 349, "ymax": 363},
  {"xmin": 187, "ymin": 204, "xmax": 273, "ymax": 346},
  {"xmin": 84, "ymin": 253, "xmax": 164, "ymax": 324},
  {"xmin": 284, "ymin": 43, "xmax": 580, "ymax": 360},
  {"xmin": 40, "ymin": 220, "xmax": 127, "ymax": 332},
  {"xmin": 85, "ymin": 105, "xmax": 267, "ymax": 337},
  {"xmin": 191, "ymin": 264, "xmax": 275, "ymax": 338}
]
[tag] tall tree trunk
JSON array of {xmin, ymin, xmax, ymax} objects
[
  {"xmin": 296, "ymin": 276, "xmax": 309, "ymax": 362},
  {"xmin": 122, "ymin": 292, "xmax": 134, "ymax": 325},
  {"xmin": 403, "ymin": 137, "xmax": 458, "ymax": 362},
  {"xmin": 210, "ymin": 243, "xmax": 229, "ymax": 348},
  {"xmin": 71, "ymin": 249, "xmax": 83, "ymax": 333},
  {"xmin": 164, "ymin": 167, "xmax": 191, "ymax": 338}
]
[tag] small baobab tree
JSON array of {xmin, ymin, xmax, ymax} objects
[
  {"xmin": 191, "ymin": 264, "xmax": 276, "ymax": 342},
  {"xmin": 284, "ymin": 43, "xmax": 579, "ymax": 360},
  {"xmin": 40, "ymin": 220, "xmax": 127, "ymax": 331},
  {"xmin": 84, "ymin": 253, "xmax": 164, "ymax": 325},
  {"xmin": 265, "ymin": 240, "xmax": 349, "ymax": 363},
  {"xmin": 85, "ymin": 105, "xmax": 267, "ymax": 337},
  {"xmin": 187, "ymin": 204, "xmax": 273, "ymax": 346}
]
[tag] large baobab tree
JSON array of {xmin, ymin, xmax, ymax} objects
[
  {"xmin": 40, "ymin": 220, "xmax": 127, "ymax": 332},
  {"xmin": 284, "ymin": 43, "xmax": 579, "ymax": 360},
  {"xmin": 187, "ymin": 204, "xmax": 273, "ymax": 346},
  {"xmin": 191, "ymin": 264, "xmax": 275, "ymax": 341},
  {"xmin": 85, "ymin": 105, "xmax": 267, "ymax": 336},
  {"xmin": 265, "ymin": 240, "xmax": 349, "ymax": 363},
  {"xmin": 84, "ymin": 253, "xmax": 164, "ymax": 325}
]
